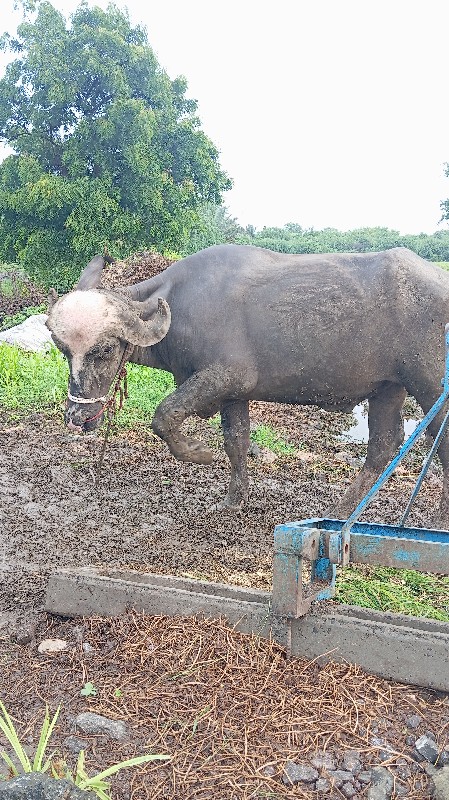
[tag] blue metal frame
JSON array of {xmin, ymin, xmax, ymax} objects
[{"xmin": 272, "ymin": 324, "xmax": 449, "ymax": 619}]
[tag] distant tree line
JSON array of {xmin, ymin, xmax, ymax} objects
[{"xmin": 235, "ymin": 223, "xmax": 449, "ymax": 263}]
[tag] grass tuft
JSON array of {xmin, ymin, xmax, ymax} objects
[{"xmin": 336, "ymin": 564, "xmax": 449, "ymax": 621}]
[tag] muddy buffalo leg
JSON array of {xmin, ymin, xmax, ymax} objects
[
  {"xmin": 220, "ymin": 399, "xmax": 250, "ymax": 509},
  {"xmin": 333, "ymin": 381, "xmax": 407, "ymax": 518},
  {"xmin": 152, "ymin": 366, "xmax": 256, "ymax": 467}
]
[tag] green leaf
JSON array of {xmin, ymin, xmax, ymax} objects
[
  {"xmin": 78, "ymin": 754, "xmax": 171, "ymax": 788},
  {"xmin": 0, "ymin": 701, "xmax": 31, "ymax": 772},
  {"xmin": 80, "ymin": 682, "xmax": 97, "ymax": 697},
  {"xmin": 32, "ymin": 706, "xmax": 60, "ymax": 771}
]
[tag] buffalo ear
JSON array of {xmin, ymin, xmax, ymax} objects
[
  {"xmin": 120, "ymin": 298, "xmax": 171, "ymax": 347},
  {"xmin": 76, "ymin": 255, "xmax": 107, "ymax": 291},
  {"xmin": 48, "ymin": 288, "xmax": 58, "ymax": 310}
]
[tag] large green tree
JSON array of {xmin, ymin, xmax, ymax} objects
[{"xmin": 0, "ymin": 1, "xmax": 231, "ymax": 288}]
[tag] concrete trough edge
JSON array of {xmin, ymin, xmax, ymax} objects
[{"xmin": 46, "ymin": 567, "xmax": 449, "ymax": 691}]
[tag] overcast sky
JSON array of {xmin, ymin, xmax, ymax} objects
[{"xmin": 2, "ymin": 0, "xmax": 449, "ymax": 234}]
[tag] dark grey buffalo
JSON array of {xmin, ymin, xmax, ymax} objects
[{"xmin": 47, "ymin": 244, "xmax": 449, "ymax": 525}]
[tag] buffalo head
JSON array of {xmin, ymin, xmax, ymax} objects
[{"xmin": 47, "ymin": 255, "xmax": 171, "ymax": 431}]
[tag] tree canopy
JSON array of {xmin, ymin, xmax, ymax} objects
[{"xmin": 0, "ymin": 1, "xmax": 231, "ymax": 288}]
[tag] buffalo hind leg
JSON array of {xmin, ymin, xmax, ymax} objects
[
  {"xmin": 333, "ymin": 381, "xmax": 407, "ymax": 519},
  {"xmin": 220, "ymin": 399, "xmax": 250, "ymax": 510}
]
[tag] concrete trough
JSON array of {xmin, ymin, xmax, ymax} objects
[{"xmin": 46, "ymin": 567, "xmax": 449, "ymax": 691}]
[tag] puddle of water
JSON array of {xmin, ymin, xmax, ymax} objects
[{"xmin": 341, "ymin": 403, "xmax": 419, "ymax": 444}]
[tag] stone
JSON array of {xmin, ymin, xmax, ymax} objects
[
  {"xmin": 37, "ymin": 639, "xmax": 68, "ymax": 654},
  {"xmin": 342, "ymin": 750, "xmax": 362, "ymax": 773},
  {"xmin": 282, "ymin": 761, "xmax": 319, "ymax": 785},
  {"xmin": 405, "ymin": 714, "xmax": 422, "ymax": 729},
  {"xmin": 358, "ymin": 771, "xmax": 372, "ymax": 784},
  {"xmin": 327, "ymin": 770, "xmax": 354, "ymax": 787},
  {"xmin": 310, "ymin": 751, "xmax": 337, "ymax": 771},
  {"xmin": 74, "ymin": 712, "xmax": 129, "ymax": 741},
  {"xmin": 262, "ymin": 765, "xmax": 276, "ymax": 777},
  {"xmin": 0, "ymin": 773, "xmax": 88, "ymax": 798},
  {"xmin": 316, "ymin": 778, "xmax": 331, "ymax": 794},
  {"xmin": 415, "ymin": 734, "xmax": 439, "ymax": 764},
  {"xmin": 341, "ymin": 783, "xmax": 357, "ymax": 798},
  {"xmin": 367, "ymin": 767, "xmax": 394, "ymax": 800},
  {"xmin": 62, "ymin": 735, "xmax": 90, "ymax": 755},
  {"xmin": 432, "ymin": 765, "xmax": 449, "ymax": 800}
]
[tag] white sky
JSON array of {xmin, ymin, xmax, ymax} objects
[{"xmin": 1, "ymin": 0, "xmax": 449, "ymax": 234}]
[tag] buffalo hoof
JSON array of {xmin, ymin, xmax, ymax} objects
[
  {"xmin": 174, "ymin": 439, "xmax": 214, "ymax": 465},
  {"xmin": 216, "ymin": 495, "xmax": 246, "ymax": 512}
]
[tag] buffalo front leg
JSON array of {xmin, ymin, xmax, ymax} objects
[
  {"xmin": 151, "ymin": 366, "xmax": 256, "ymax": 467},
  {"xmin": 333, "ymin": 382, "xmax": 407, "ymax": 519},
  {"xmin": 220, "ymin": 399, "xmax": 250, "ymax": 510}
]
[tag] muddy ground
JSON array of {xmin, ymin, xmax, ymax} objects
[
  {"xmin": 0, "ymin": 401, "xmax": 447, "ymax": 800},
  {"xmin": 0, "ymin": 399, "xmax": 442, "ymax": 622}
]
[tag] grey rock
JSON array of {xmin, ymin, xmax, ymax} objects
[
  {"xmin": 405, "ymin": 714, "xmax": 422, "ymax": 729},
  {"xmin": 342, "ymin": 750, "xmax": 362, "ymax": 773},
  {"xmin": 327, "ymin": 770, "xmax": 354, "ymax": 788},
  {"xmin": 262, "ymin": 765, "xmax": 276, "ymax": 777},
  {"xmin": 0, "ymin": 773, "xmax": 88, "ymax": 798},
  {"xmin": 358, "ymin": 771, "xmax": 372, "ymax": 784},
  {"xmin": 74, "ymin": 712, "xmax": 129, "ymax": 741},
  {"xmin": 395, "ymin": 785, "xmax": 409, "ymax": 797},
  {"xmin": 415, "ymin": 734, "xmax": 439, "ymax": 764},
  {"xmin": 311, "ymin": 751, "xmax": 337, "ymax": 771},
  {"xmin": 13, "ymin": 626, "xmax": 36, "ymax": 646},
  {"xmin": 367, "ymin": 767, "xmax": 394, "ymax": 800},
  {"xmin": 405, "ymin": 735, "xmax": 415, "ymax": 746},
  {"xmin": 439, "ymin": 748, "xmax": 449, "ymax": 766},
  {"xmin": 316, "ymin": 778, "xmax": 331, "ymax": 793},
  {"xmin": 341, "ymin": 784, "xmax": 357, "ymax": 798},
  {"xmin": 432, "ymin": 765, "xmax": 449, "ymax": 800},
  {"xmin": 282, "ymin": 761, "xmax": 319, "ymax": 785},
  {"xmin": 63, "ymin": 735, "xmax": 89, "ymax": 755}
]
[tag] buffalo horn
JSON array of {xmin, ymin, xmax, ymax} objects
[
  {"xmin": 120, "ymin": 297, "xmax": 171, "ymax": 347},
  {"xmin": 76, "ymin": 255, "xmax": 108, "ymax": 291}
]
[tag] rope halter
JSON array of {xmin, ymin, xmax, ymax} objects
[{"xmin": 66, "ymin": 342, "xmax": 135, "ymax": 423}]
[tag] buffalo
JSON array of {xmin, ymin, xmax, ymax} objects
[{"xmin": 46, "ymin": 245, "xmax": 449, "ymax": 526}]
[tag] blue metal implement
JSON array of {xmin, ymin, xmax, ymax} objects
[{"xmin": 272, "ymin": 324, "xmax": 449, "ymax": 619}]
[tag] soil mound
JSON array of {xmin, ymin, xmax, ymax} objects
[{"xmin": 99, "ymin": 250, "xmax": 176, "ymax": 289}]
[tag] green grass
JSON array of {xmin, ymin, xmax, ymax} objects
[
  {"xmin": 250, "ymin": 423, "xmax": 296, "ymax": 455},
  {"xmin": 336, "ymin": 565, "xmax": 449, "ymax": 621},
  {"xmin": 0, "ymin": 344, "xmax": 69, "ymax": 409}
]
